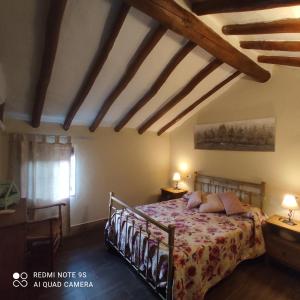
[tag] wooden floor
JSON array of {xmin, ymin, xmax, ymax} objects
[{"xmin": 36, "ymin": 229, "xmax": 300, "ymax": 300}]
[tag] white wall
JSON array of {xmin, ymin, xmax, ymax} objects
[
  {"xmin": 0, "ymin": 120, "xmax": 170, "ymax": 226},
  {"xmin": 170, "ymin": 66, "xmax": 300, "ymax": 220}
]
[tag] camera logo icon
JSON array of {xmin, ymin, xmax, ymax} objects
[{"xmin": 13, "ymin": 272, "xmax": 28, "ymax": 288}]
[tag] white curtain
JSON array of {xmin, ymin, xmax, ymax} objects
[{"xmin": 9, "ymin": 134, "xmax": 73, "ymax": 233}]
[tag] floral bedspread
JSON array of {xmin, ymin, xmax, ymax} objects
[{"xmin": 106, "ymin": 198, "xmax": 266, "ymax": 299}]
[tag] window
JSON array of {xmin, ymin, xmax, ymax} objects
[{"xmin": 70, "ymin": 151, "xmax": 76, "ymax": 197}]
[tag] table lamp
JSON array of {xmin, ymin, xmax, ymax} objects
[
  {"xmin": 281, "ymin": 194, "xmax": 299, "ymax": 226},
  {"xmin": 172, "ymin": 172, "xmax": 181, "ymax": 190}
]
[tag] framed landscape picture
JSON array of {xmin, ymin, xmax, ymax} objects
[{"xmin": 194, "ymin": 118, "xmax": 275, "ymax": 152}]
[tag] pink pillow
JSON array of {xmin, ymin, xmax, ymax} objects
[
  {"xmin": 218, "ymin": 192, "xmax": 246, "ymax": 215},
  {"xmin": 183, "ymin": 192, "xmax": 192, "ymax": 200},
  {"xmin": 199, "ymin": 193, "xmax": 224, "ymax": 213},
  {"xmin": 186, "ymin": 191, "xmax": 202, "ymax": 209}
]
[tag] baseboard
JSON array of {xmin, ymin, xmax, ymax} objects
[{"xmin": 69, "ymin": 218, "xmax": 107, "ymax": 236}]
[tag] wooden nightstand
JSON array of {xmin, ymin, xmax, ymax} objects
[
  {"xmin": 160, "ymin": 187, "xmax": 187, "ymax": 202},
  {"xmin": 263, "ymin": 215, "xmax": 300, "ymax": 271}
]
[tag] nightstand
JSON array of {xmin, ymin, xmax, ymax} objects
[
  {"xmin": 263, "ymin": 214, "xmax": 300, "ymax": 271},
  {"xmin": 160, "ymin": 187, "xmax": 187, "ymax": 202}
]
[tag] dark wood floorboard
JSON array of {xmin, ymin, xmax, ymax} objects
[{"xmin": 35, "ymin": 229, "xmax": 300, "ymax": 300}]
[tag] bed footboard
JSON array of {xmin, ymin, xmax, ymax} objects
[{"xmin": 105, "ymin": 192, "xmax": 175, "ymax": 300}]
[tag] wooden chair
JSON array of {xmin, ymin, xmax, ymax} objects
[{"xmin": 26, "ymin": 203, "xmax": 66, "ymax": 271}]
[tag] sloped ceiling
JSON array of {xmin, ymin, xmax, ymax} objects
[{"xmin": 1, "ymin": 0, "xmax": 299, "ymax": 133}]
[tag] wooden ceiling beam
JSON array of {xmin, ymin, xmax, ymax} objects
[
  {"xmin": 124, "ymin": 0, "xmax": 270, "ymax": 83},
  {"xmin": 31, "ymin": 0, "xmax": 67, "ymax": 128},
  {"xmin": 63, "ymin": 3, "xmax": 130, "ymax": 131},
  {"xmin": 89, "ymin": 25, "xmax": 167, "ymax": 132},
  {"xmin": 138, "ymin": 58, "xmax": 222, "ymax": 134},
  {"xmin": 258, "ymin": 56, "xmax": 300, "ymax": 67},
  {"xmin": 223, "ymin": 19, "xmax": 300, "ymax": 35},
  {"xmin": 114, "ymin": 41, "xmax": 196, "ymax": 132},
  {"xmin": 240, "ymin": 41, "xmax": 300, "ymax": 51},
  {"xmin": 190, "ymin": 0, "xmax": 300, "ymax": 15},
  {"xmin": 157, "ymin": 71, "xmax": 241, "ymax": 135}
]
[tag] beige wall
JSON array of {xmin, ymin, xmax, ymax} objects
[
  {"xmin": 170, "ymin": 66, "xmax": 300, "ymax": 220},
  {"xmin": 2, "ymin": 66, "xmax": 300, "ymax": 225},
  {"xmin": 0, "ymin": 120, "xmax": 170, "ymax": 226}
]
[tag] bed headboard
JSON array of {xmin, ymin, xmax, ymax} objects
[{"xmin": 194, "ymin": 172, "xmax": 265, "ymax": 209}]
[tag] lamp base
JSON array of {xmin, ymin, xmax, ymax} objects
[{"xmin": 281, "ymin": 218, "xmax": 297, "ymax": 226}]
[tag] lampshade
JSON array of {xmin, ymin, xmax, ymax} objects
[
  {"xmin": 172, "ymin": 172, "xmax": 181, "ymax": 181},
  {"xmin": 281, "ymin": 194, "xmax": 299, "ymax": 210}
]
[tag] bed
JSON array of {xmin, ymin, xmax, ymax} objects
[{"xmin": 105, "ymin": 173, "xmax": 266, "ymax": 300}]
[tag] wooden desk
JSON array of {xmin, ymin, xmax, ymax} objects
[{"xmin": 0, "ymin": 199, "xmax": 27, "ymax": 300}]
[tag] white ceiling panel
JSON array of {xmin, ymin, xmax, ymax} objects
[{"xmin": 2, "ymin": 0, "xmax": 300, "ymax": 133}]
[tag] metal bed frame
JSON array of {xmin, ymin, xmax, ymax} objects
[
  {"xmin": 194, "ymin": 172, "xmax": 265, "ymax": 209},
  {"xmin": 106, "ymin": 192, "xmax": 175, "ymax": 300},
  {"xmin": 105, "ymin": 173, "xmax": 266, "ymax": 300}
]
